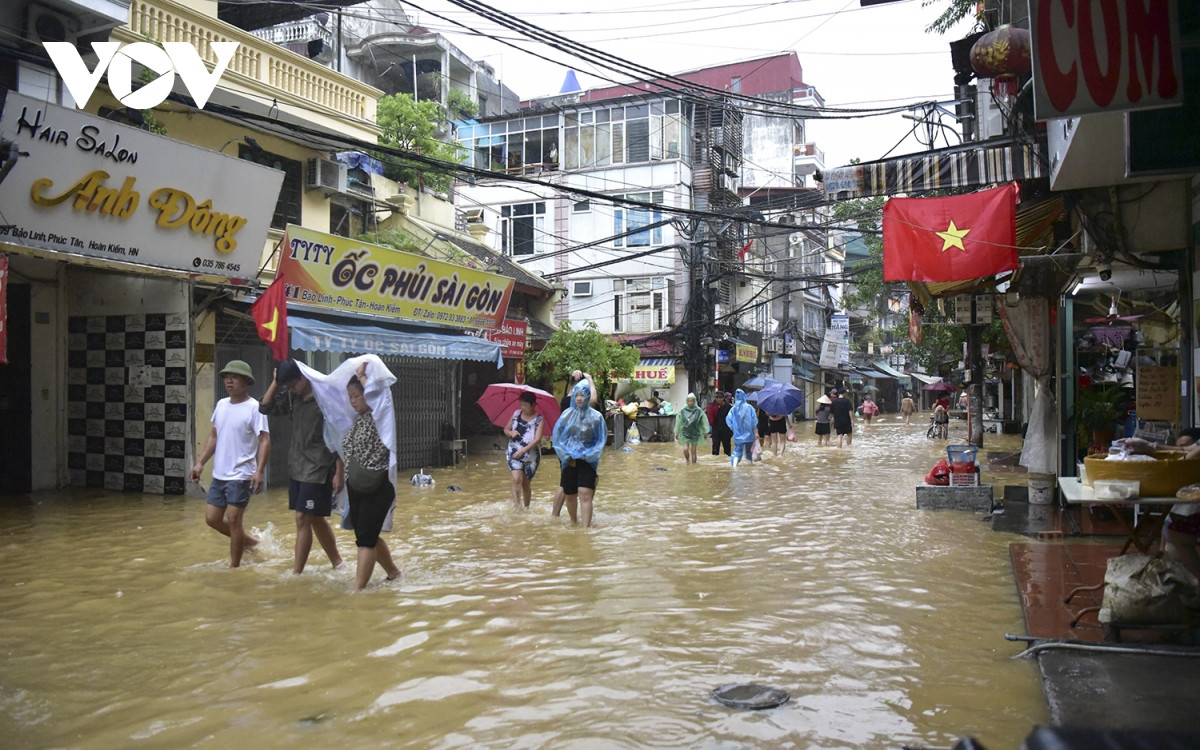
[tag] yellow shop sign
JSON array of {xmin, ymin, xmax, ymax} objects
[{"xmin": 279, "ymin": 225, "xmax": 515, "ymax": 330}]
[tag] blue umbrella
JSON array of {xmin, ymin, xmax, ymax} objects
[
  {"xmin": 741, "ymin": 376, "xmax": 778, "ymax": 391},
  {"xmin": 756, "ymin": 382, "xmax": 804, "ymax": 416}
]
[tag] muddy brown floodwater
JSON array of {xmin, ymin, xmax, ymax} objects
[{"xmin": 0, "ymin": 418, "xmax": 1044, "ymax": 748}]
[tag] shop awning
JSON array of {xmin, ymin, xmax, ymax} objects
[
  {"xmin": 289, "ymin": 314, "xmax": 503, "ymax": 368},
  {"xmin": 858, "ymin": 368, "xmax": 892, "ymax": 379},
  {"xmin": 872, "ymin": 360, "xmax": 907, "ymax": 380},
  {"xmin": 909, "ymin": 371, "xmax": 943, "ymax": 385}
]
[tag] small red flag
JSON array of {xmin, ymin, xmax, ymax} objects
[
  {"xmin": 882, "ymin": 183, "xmax": 1019, "ymax": 283},
  {"xmin": 250, "ymin": 274, "xmax": 289, "ymax": 361},
  {"xmin": 738, "ymin": 239, "xmax": 752, "ymax": 260}
]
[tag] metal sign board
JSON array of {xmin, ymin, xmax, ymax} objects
[{"xmin": 1031, "ymin": 0, "xmax": 1183, "ymax": 121}]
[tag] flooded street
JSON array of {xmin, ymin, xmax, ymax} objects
[{"xmin": 0, "ymin": 418, "xmax": 1045, "ymax": 749}]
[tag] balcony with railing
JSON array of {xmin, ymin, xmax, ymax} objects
[
  {"xmin": 118, "ymin": 0, "xmax": 380, "ymax": 137},
  {"xmin": 252, "ymin": 17, "xmax": 336, "ymax": 64},
  {"xmin": 793, "ymin": 142, "xmax": 825, "ymax": 177}
]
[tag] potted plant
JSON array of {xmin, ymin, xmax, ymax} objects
[{"xmin": 1071, "ymin": 385, "xmax": 1129, "ymax": 454}]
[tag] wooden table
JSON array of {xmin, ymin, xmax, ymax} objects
[{"xmin": 1058, "ymin": 477, "xmax": 1180, "ymax": 554}]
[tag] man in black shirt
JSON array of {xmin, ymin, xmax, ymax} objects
[{"xmin": 830, "ymin": 389, "xmax": 855, "ymax": 448}]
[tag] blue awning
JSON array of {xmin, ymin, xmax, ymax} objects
[
  {"xmin": 872, "ymin": 360, "xmax": 910, "ymax": 380},
  {"xmin": 289, "ymin": 314, "xmax": 503, "ymax": 368}
]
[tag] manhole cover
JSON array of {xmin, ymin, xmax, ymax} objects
[{"xmin": 711, "ymin": 683, "xmax": 791, "ymax": 710}]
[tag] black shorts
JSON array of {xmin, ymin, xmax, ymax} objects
[
  {"xmin": 288, "ymin": 478, "xmax": 334, "ymax": 516},
  {"xmin": 815, "ymin": 422, "xmax": 831, "ymax": 436},
  {"xmin": 766, "ymin": 418, "xmax": 788, "ymax": 435},
  {"xmin": 559, "ymin": 459, "xmax": 598, "ymax": 494}
]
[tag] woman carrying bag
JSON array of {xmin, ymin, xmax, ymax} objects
[{"xmin": 342, "ymin": 361, "xmax": 402, "ymax": 590}]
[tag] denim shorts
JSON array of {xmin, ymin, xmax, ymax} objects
[{"xmin": 206, "ymin": 478, "xmax": 252, "ymax": 508}]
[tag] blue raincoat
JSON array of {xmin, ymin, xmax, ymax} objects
[
  {"xmin": 725, "ymin": 388, "xmax": 758, "ymax": 445},
  {"xmin": 552, "ymin": 380, "xmax": 607, "ymax": 470}
]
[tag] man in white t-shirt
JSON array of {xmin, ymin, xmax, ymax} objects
[{"xmin": 189, "ymin": 360, "xmax": 271, "ymax": 568}]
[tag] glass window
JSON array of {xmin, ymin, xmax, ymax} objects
[
  {"xmin": 596, "ymin": 109, "xmax": 610, "ymax": 123},
  {"xmin": 626, "ymin": 104, "xmax": 648, "ymax": 119},
  {"xmin": 596, "ymin": 123, "xmax": 612, "ymax": 166},
  {"xmin": 564, "ymin": 127, "xmax": 580, "ymax": 169},
  {"xmin": 500, "ymin": 201, "xmax": 546, "ymax": 256}
]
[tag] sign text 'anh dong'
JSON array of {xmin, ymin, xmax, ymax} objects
[
  {"xmin": 279, "ymin": 225, "xmax": 514, "ymax": 331},
  {"xmin": 0, "ymin": 93, "xmax": 281, "ymax": 283},
  {"xmin": 45, "ymin": 41, "xmax": 238, "ymax": 110},
  {"xmin": 16, "ymin": 106, "xmax": 248, "ymax": 255}
]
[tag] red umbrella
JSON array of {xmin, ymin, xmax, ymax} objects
[
  {"xmin": 921, "ymin": 381, "xmax": 956, "ymax": 392},
  {"xmin": 476, "ymin": 383, "xmax": 561, "ymax": 432}
]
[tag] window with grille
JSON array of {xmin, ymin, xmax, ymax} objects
[{"xmin": 239, "ymin": 145, "xmax": 301, "ymax": 230}]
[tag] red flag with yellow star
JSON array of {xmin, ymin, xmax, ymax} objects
[
  {"xmin": 250, "ymin": 274, "xmax": 289, "ymax": 361},
  {"xmin": 882, "ymin": 183, "xmax": 1019, "ymax": 282}
]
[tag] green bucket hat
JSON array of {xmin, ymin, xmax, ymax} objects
[{"xmin": 219, "ymin": 359, "xmax": 255, "ymax": 385}]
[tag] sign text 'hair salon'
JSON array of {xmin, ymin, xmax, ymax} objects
[{"xmin": 0, "ymin": 94, "xmax": 282, "ymax": 282}]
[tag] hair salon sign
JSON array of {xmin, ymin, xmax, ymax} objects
[{"xmin": 0, "ymin": 93, "xmax": 281, "ymax": 282}]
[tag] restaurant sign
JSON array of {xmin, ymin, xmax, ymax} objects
[
  {"xmin": 0, "ymin": 93, "xmax": 282, "ymax": 283},
  {"xmin": 619, "ymin": 362, "xmax": 676, "ymax": 386},
  {"xmin": 279, "ymin": 225, "xmax": 514, "ymax": 330},
  {"xmin": 1030, "ymin": 0, "xmax": 1182, "ymax": 120}
]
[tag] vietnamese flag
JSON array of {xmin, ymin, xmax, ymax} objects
[
  {"xmin": 882, "ymin": 183, "xmax": 1019, "ymax": 282},
  {"xmin": 250, "ymin": 274, "xmax": 289, "ymax": 361},
  {"xmin": 737, "ymin": 239, "xmax": 752, "ymax": 260}
]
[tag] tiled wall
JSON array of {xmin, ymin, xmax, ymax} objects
[{"xmin": 66, "ymin": 313, "xmax": 190, "ymax": 494}]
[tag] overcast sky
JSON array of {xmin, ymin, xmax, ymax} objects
[{"xmin": 399, "ymin": 0, "xmax": 979, "ymax": 169}]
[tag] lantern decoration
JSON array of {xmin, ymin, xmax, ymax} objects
[{"xmin": 970, "ymin": 24, "xmax": 1032, "ymax": 97}]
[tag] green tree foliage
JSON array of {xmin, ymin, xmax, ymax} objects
[
  {"xmin": 376, "ymin": 93, "xmax": 462, "ymax": 194},
  {"xmin": 837, "ymin": 196, "xmax": 902, "ymax": 330},
  {"xmin": 890, "ymin": 303, "xmax": 965, "ymax": 374},
  {"xmin": 526, "ymin": 321, "xmax": 641, "ymax": 401},
  {"xmin": 445, "ymin": 88, "xmax": 479, "ymax": 120},
  {"xmin": 924, "ymin": 0, "xmax": 980, "ymax": 34}
]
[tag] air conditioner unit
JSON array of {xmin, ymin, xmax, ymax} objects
[
  {"xmin": 27, "ymin": 4, "xmax": 78, "ymax": 45},
  {"xmin": 764, "ymin": 339, "xmax": 779, "ymax": 353},
  {"xmin": 763, "ymin": 262, "xmax": 776, "ymax": 275},
  {"xmin": 305, "ymin": 157, "xmax": 347, "ymax": 194}
]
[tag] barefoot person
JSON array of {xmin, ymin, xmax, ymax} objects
[
  {"xmin": 675, "ymin": 393, "xmax": 710, "ymax": 464},
  {"xmin": 342, "ymin": 362, "xmax": 402, "ymax": 590},
  {"xmin": 189, "ymin": 360, "xmax": 270, "ymax": 568},
  {"xmin": 552, "ymin": 379, "xmax": 607, "ymax": 527},
  {"xmin": 504, "ymin": 392, "xmax": 545, "ymax": 509},
  {"xmin": 259, "ymin": 358, "xmax": 345, "ymax": 574}
]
